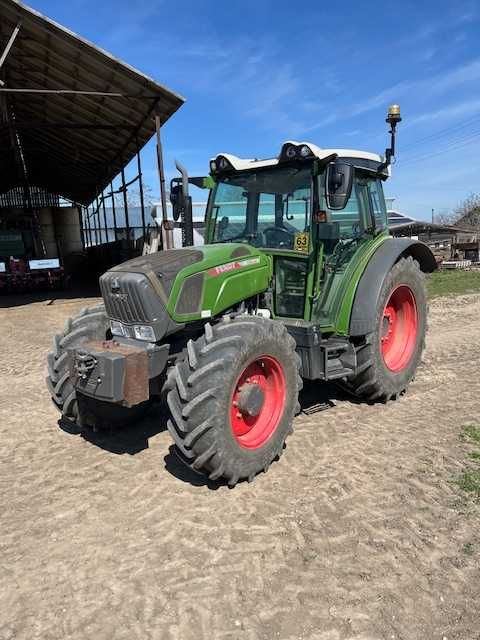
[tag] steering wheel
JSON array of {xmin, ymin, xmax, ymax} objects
[{"xmin": 263, "ymin": 226, "xmax": 295, "ymax": 248}]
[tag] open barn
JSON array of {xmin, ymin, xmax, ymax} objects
[{"xmin": 0, "ymin": 0, "xmax": 183, "ymax": 296}]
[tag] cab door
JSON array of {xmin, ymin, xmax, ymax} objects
[{"xmin": 269, "ymin": 182, "xmax": 316, "ymax": 320}]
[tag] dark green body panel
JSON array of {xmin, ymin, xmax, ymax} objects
[
  {"xmin": 253, "ymin": 233, "xmax": 389, "ymax": 333},
  {"xmin": 314, "ymin": 233, "xmax": 389, "ymax": 335}
]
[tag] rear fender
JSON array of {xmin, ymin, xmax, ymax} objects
[{"xmin": 348, "ymin": 238, "xmax": 436, "ymax": 337}]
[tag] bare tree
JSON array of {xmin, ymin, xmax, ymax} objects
[
  {"xmin": 127, "ymin": 184, "xmax": 157, "ymax": 208},
  {"xmin": 435, "ymin": 210, "xmax": 458, "ymax": 225},
  {"xmin": 435, "ymin": 194, "xmax": 480, "ymax": 228},
  {"xmin": 452, "ymin": 193, "xmax": 480, "ymax": 229},
  {"xmin": 113, "ymin": 184, "xmax": 158, "ymax": 209}
]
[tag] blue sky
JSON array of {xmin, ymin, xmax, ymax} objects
[{"xmin": 33, "ymin": 0, "xmax": 480, "ymax": 219}]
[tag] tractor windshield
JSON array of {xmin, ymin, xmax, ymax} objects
[{"xmin": 209, "ymin": 166, "xmax": 312, "ymax": 251}]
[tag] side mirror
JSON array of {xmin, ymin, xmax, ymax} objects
[
  {"xmin": 325, "ymin": 161, "xmax": 354, "ymax": 210},
  {"xmin": 169, "ymin": 183, "xmax": 184, "ymax": 222}
]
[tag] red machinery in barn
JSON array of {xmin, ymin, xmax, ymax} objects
[{"xmin": 0, "ymin": 257, "xmax": 67, "ymax": 293}]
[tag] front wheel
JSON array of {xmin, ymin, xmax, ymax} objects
[
  {"xmin": 345, "ymin": 256, "xmax": 427, "ymax": 402},
  {"xmin": 166, "ymin": 315, "xmax": 302, "ymax": 486}
]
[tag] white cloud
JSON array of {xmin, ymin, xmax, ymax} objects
[
  {"xmin": 406, "ymin": 98, "xmax": 480, "ymax": 128},
  {"xmin": 419, "ymin": 47, "xmax": 438, "ymax": 62},
  {"xmin": 428, "ymin": 58, "xmax": 480, "ymax": 94},
  {"xmin": 343, "ymin": 57, "xmax": 480, "ymax": 125},
  {"xmin": 302, "ymin": 114, "xmax": 339, "ymax": 133},
  {"xmin": 455, "ymin": 7, "xmax": 477, "ymax": 24},
  {"xmin": 349, "ymin": 80, "xmax": 413, "ymax": 117}
]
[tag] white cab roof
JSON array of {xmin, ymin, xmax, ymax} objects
[{"xmin": 213, "ymin": 141, "xmax": 383, "ymax": 171}]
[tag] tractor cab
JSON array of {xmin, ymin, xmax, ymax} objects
[
  {"xmin": 167, "ymin": 104, "xmax": 404, "ymax": 333},
  {"xmin": 203, "ymin": 143, "xmax": 390, "ymax": 325}
]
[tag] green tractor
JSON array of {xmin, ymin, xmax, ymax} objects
[{"xmin": 47, "ymin": 105, "xmax": 436, "ymax": 486}]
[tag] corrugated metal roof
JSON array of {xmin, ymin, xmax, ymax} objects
[{"xmin": 0, "ymin": 0, "xmax": 185, "ymax": 204}]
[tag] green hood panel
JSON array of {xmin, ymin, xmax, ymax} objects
[
  {"xmin": 164, "ymin": 243, "xmax": 272, "ymax": 322},
  {"xmin": 110, "ymin": 247, "xmax": 204, "ymax": 299},
  {"xmin": 109, "ymin": 243, "xmax": 271, "ymax": 322}
]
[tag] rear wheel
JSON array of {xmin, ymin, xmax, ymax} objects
[
  {"xmin": 46, "ymin": 305, "xmax": 148, "ymax": 432},
  {"xmin": 166, "ymin": 314, "xmax": 302, "ymax": 486},
  {"xmin": 346, "ymin": 256, "xmax": 427, "ymax": 401}
]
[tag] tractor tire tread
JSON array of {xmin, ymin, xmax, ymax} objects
[
  {"xmin": 166, "ymin": 314, "xmax": 299, "ymax": 486},
  {"xmin": 46, "ymin": 304, "xmax": 107, "ymax": 425}
]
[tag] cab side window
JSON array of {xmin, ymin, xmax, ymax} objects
[
  {"xmin": 368, "ymin": 179, "xmax": 388, "ymax": 231},
  {"xmin": 354, "ymin": 180, "xmax": 372, "ymax": 232},
  {"xmin": 326, "ymin": 177, "xmax": 364, "ymax": 239},
  {"xmin": 320, "ymin": 170, "xmax": 379, "ymax": 240}
]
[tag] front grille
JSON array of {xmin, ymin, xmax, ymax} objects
[{"xmin": 100, "ymin": 272, "xmax": 151, "ymax": 323}]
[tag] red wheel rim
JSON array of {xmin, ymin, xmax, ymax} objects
[
  {"xmin": 230, "ymin": 355, "xmax": 286, "ymax": 449},
  {"xmin": 381, "ymin": 284, "xmax": 418, "ymax": 372}
]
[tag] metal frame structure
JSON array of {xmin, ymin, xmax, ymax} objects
[{"xmin": 80, "ymin": 158, "xmax": 150, "ymax": 249}]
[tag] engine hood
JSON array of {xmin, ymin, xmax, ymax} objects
[{"xmin": 102, "ymin": 243, "xmax": 272, "ymax": 328}]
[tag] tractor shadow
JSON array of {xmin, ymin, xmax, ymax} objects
[
  {"xmin": 0, "ymin": 283, "xmax": 100, "ymax": 309},
  {"xmin": 76, "ymin": 402, "xmax": 168, "ymax": 455},
  {"xmin": 72, "ymin": 403, "xmax": 224, "ymax": 488},
  {"xmin": 162, "ymin": 380, "xmax": 358, "ymax": 489},
  {"xmin": 298, "ymin": 379, "xmax": 362, "ymax": 414},
  {"xmin": 163, "ymin": 446, "xmax": 224, "ymax": 490},
  {"xmin": 70, "ymin": 381, "xmax": 359, "ymax": 487}
]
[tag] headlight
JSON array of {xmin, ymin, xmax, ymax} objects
[
  {"xmin": 133, "ymin": 325, "xmax": 156, "ymax": 342},
  {"xmin": 210, "ymin": 160, "xmax": 217, "ymax": 172},
  {"xmin": 285, "ymin": 145, "xmax": 297, "ymax": 159},
  {"xmin": 110, "ymin": 320, "xmax": 124, "ymax": 336},
  {"xmin": 299, "ymin": 144, "xmax": 312, "ymax": 158},
  {"xmin": 219, "ymin": 157, "xmax": 229, "ymax": 169}
]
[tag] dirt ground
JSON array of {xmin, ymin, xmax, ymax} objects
[{"xmin": 1, "ymin": 291, "xmax": 479, "ymax": 640}]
